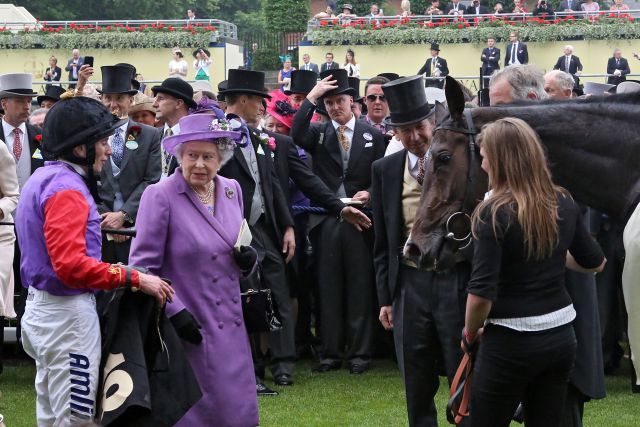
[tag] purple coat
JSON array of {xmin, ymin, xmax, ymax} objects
[{"xmin": 129, "ymin": 170, "xmax": 259, "ymax": 427}]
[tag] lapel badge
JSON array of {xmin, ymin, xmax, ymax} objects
[
  {"xmin": 225, "ymin": 186, "xmax": 235, "ymax": 199},
  {"xmin": 363, "ymin": 132, "xmax": 373, "ymax": 141},
  {"xmin": 125, "ymin": 140, "xmax": 138, "ymax": 150}
]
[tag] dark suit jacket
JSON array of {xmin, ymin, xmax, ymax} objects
[
  {"xmin": 218, "ymin": 128, "xmax": 294, "ymax": 242},
  {"xmin": 554, "ymin": 55, "xmax": 583, "ymax": 87},
  {"xmin": 320, "ymin": 62, "xmax": 340, "ymax": 73},
  {"xmin": 559, "ymin": 0, "xmax": 581, "ymax": 11},
  {"xmin": 65, "ymin": 57, "xmax": 84, "ymax": 81},
  {"xmin": 465, "ymin": 4, "xmax": 489, "ymax": 14},
  {"xmin": 97, "ymin": 121, "xmax": 162, "ymax": 222},
  {"xmin": 291, "ymin": 100, "xmax": 385, "ymax": 200},
  {"xmin": 481, "ymin": 47, "xmax": 501, "ymax": 77},
  {"xmin": 417, "ymin": 57, "xmax": 449, "ymax": 88},
  {"xmin": 444, "ymin": 2, "xmax": 465, "ymax": 13},
  {"xmin": 270, "ymin": 130, "xmax": 345, "ymax": 216},
  {"xmin": 504, "ymin": 42, "xmax": 529, "ymax": 67},
  {"xmin": 300, "ymin": 63, "xmax": 320, "ymax": 74},
  {"xmin": 44, "ymin": 66, "xmax": 62, "ymax": 83},
  {"xmin": 607, "ymin": 57, "xmax": 631, "ymax": 85},
  {"xmin": 371, "ymin": 150, "xmax": 407, "ymax": 307},
  {"xmin": 2, "ymin": 122, "xmax": 44, "ymax": 175}
]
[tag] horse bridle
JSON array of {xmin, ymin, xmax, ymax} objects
[{"xmin": 433, "ymin": 109, "xmax": 479, "ymax": 251}]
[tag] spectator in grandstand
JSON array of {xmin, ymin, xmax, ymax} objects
[
  {"xmin": 533, "ymin": 0, "xmax": 555, "ymax": 17},
  {"xmin": 368, "ymin": 3, "xmax": 384, "ymax": 17},
  {"xmin": 44, "ymin": 56, "xmax": 61, "ymax": 90},
  {"xmin": 544, "ymin": 70, "xmax": 575, "ymax": 100},
  {"xmin": 187, "ymin": 8, "xmax": 196, "ymax": 20},
  {"xmin": 609, "ymin": 0, "xmax": 629, "ymax": 10},
  {"xmin": 337, "ymin": 3, "xmax": 358, "ymax": 22},
  {"xmin": 559, "ymin": 0, "xmax": 582, "ymax": 11},
  {"xmin": 28, "ymin": 108, "xmax": 48, "ymax": 129},
  {"xmin": 400, "ymin": 0, "xmax": 412, "ymax": 16},
  {"xmin": 343, "ymin": 49, "xmax": 360, "ymax": 78},
  {"xmin": 426, "ymin": 0, "xmax": 444, "ymax": 14},
  {"xmin": 467, "ymin": 0, "xmax": 489, "ymax": 14},
  {"xmin": 169, "ymin": 47, "xmax": 188, "ymax": 80},
  {"xmin": 493, "ymin": 1, "xmax": 505, "ymax": 13},
  {"xmin": 512, "ymin": 0, "xmax": 528, "ymax": 12},
  {"xmin": 193, "ymin": 48, "xmax": 212, "ymax": 81},
  {"xmin": 581, "ymin": 0, "xmax": 600, "ymax": 11},
  {"xmin": 445, "ymin": 0, "xmax": 465, "ymax": 15},
  {"xmin": 314, "ymin": 6, "xmax": 336, "ymax": 19},
  {"xmin": 65, "ymin": 49, "xmax": 83, "ymax": 89}
]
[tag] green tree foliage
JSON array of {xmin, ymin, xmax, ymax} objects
[
  {"xmin": 15, "ymin": 0, "xmax": 220, "ymax": 21},
  {"xmin": 263, "ymin": 0, "xmax": 310, "ymax": 33}
]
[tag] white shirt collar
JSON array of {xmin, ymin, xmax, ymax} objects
[
  {"xmin": 406, "ymin": 151, "xmax": 421, "ymax": 171},
  {"xmin": 2, "ymin": 119, "xmax": 26, "ymax": 137},
  {"xmin": 332, "ymin": 114, "xmax": 356, "ymax": 133},
  {"xmin": 58, "ymin": 159, "xmax": 87, "ymax": 177},
  {"xmin": 164, "ymin": 122, "xmax": 181, "ymax": 135}
]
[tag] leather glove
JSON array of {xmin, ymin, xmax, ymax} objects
[
  {"xmin": 170, "ymin": 309, "xmax": 202, "ymax": 344},
  {"xmin": 233, "ymin": 245, "xmax": 257, "ymax": 272}
]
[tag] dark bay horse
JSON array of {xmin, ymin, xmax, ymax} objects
[{"xmin": 406, "ymin": 76, "xmax": 640, "ymax": 270}]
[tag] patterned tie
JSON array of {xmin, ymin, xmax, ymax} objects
[
  {"xmin": 111, "ymin": 129, "xmax": 124, "ymax": 168},
  {"xmin": 338, "ymin": 125, "xmax": 349, "ymax": 151},
  {"xmin": 12, "ymin": 128, "xmax": 22, "ymax": 161},
  {"xmin": 416, "ymin": 155, "xmax": 426, "ymax": 185},
  {"xmin": 374, "ymin": 122, "xmax": 385, "ymax": 133},
  {"xmin": 162, "ymin": 127, "xmax": 174, "ymax": 175}
]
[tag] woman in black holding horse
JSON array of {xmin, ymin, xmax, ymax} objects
[{"xmin": 462, "ymin": 118, "xmax": 606, "ymax": 427}]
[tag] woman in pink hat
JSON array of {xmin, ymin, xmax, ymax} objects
[{"xmin": 129, "ymin": 114, "xmax": 260, "ymax": 427}]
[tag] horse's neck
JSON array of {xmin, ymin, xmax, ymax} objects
[{"xmin": 473, "ymin": 104, "xmax": 640, "ymax": 221}]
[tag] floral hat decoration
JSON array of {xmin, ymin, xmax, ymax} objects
[
  {"xmin": 162, "ymin": 113, "xmax": 244, "ymax": 157},
  {"xmin": 266, "ymin": 89, "xmax": 297, "ymax": 129}
]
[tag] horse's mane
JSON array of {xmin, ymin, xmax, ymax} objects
[{"xmin": 489, "ymin": 92, "xmax": 640, "ymax": 109}]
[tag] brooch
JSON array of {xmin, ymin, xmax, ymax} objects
[{"xmin": 225, "ymin": 186, "xmax": 235, "ymax": 199}]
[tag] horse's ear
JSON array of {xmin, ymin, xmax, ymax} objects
[
  {"xmin": 444, "ymin": 76, "xmax": 465, "ymax": 120},
  {"xmin": 434, "ymin": 101, "xmax": 449, "ymax": 126}
]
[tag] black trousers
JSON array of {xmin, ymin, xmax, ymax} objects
[
  {"xmin": 470, "ymin": 323, "xmax": 577, "ymax": 427},
  {"xmin": 595, "ymin": 222, "xmax": 626, "ymax": 370},
  {"xmin": 101, "ymin": 237, "xmax": 132, "ymax": 264},
  {"xmin": 396, "ymin": 263, "xmax": 469, "ymax": 427},
  {"xmin": 312, "ymin": 217, "xmax": 374, "ymax": 366},
  {"xmin": 251, "ymin": 217, "xmax": 295, "ymax": 377}
]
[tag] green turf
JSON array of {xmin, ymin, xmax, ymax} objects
[{"xmin": 0, "ymin": 359, "xmax": 638, "ymax": 426}]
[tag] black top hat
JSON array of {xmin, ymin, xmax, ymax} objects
[
  {"xmin": 37, "ymin": 85, "xmax": 66, "ymax": 105},
  {"xmin": 219, "ymin": 69, "xmax": 272, "ymax": 99},
  {"xmin": 43, "ymin": 97, "xmax": 125, "ymax": 157},
  {"xmin": 114, "ymin": 62, "xmax": 140, "ymax": 90},
  {"xmin": 285, "ymin": 70, "xmax": 318, "ymax": 96},
  {"xmin": 319, "ymin": 69, "xmax": 355, "ymax": 99},
  {"xmin": 377, "ymin": 73, "xmax": 400, "ymax": 82},
  {"xmin": 151, "ymin": 78, "xmax": 197, "ymax": 109},
  {"xmin": 217, "ymin": 80, "xmax": 228, "ymax": 101},
  {"xmin": 348, "ymin": 76, "xmax": 363, "ymax": 103},
  {"xmin": 430, "ymin": 43, "xmax": 440, "ymax": 51},
  {"xmin": 98, "ymin": 65, "xmax": 138, "ymax": 96},
  {"xmin": 382, "ymin": 75, "xmax": 433, "ymax": 127}
]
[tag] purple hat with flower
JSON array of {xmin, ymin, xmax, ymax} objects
[{"xmin": 162, "ymin": 113, "xmax": 243, "ymax": 157}]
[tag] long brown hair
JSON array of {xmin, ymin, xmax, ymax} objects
[
  {"xmin": 344, "ymin": 49, "xmax": 357, "ymax": 65},
  {"xmin": 472, "ymin": 118, "xmax": 566, "ymax": 260}
]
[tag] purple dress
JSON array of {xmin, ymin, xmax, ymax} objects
[{"xmin": 129, "ymin": 170, "xmax": 258, "ymax": 427}]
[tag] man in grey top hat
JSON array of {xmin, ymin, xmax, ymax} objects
[{"xmin": 372, "ymin": 75, "xmax": 469, "ymax": 427}]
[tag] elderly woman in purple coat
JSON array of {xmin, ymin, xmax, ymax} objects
[{"xmin": 129, "ymin": 113, "xmax": 259, "ymax": 427}]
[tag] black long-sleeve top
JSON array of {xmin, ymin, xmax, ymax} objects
[{"xmin": 468, "ymin": 193, "xmax": 604, "ymax": 318}]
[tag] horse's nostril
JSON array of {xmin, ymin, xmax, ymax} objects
[{"xmin": 404, "ymin": 241, "xmax": 422, "ymax": 259}]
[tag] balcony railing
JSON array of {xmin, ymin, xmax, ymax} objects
[{"xmin": 0, "ymin": 19, "xmax": 238, "ymax": 39}]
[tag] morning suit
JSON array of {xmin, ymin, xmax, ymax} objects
[
  {"xmin": 371, "ymin": 150, "xmax": 469, "ymax": 427},
  {"xmin": 64, "ymin": 57, "xmax": 84, "ymax": 88},
  {"xmin": 320, "ymin": 61, "xmax": 340, "ymax": 73},
  {"xmin": 2, "ymin": 122, "xmax": 44, "ymax": 182},
  {"xmin": 218, "ymin": 126, "xmax": 296, "ymax": 378},
  {"xmin": 554, "ymin": 55, "xmax": 583, "ymax": 87},
  {"xmin": 128, "ymin": 172, "xmax": 259, "ymax": 427},
  {"xmin": 607, "ymin": 56, "xmax": 631, "ymax": 85},
  {"xmin": 481, "ymin": 47, "xmax": 501, "ymax": 82},
  {"xmin": 291, "ymin": 99, "xmax": 385, "ymax": 367},
  {"xmin": 300, "ymin": 62, "xmax": 320, "ymax": 74},
  {"xmin": 417, "ymin": 57, "xmax": 449, "ymax": 89},
  {"xmin": 97, "ymin": 121, "xmax": 162, "ymax": 264},
  {"xmin": 504, "ymin": 42, "xmax": 529, "ymax": 67}
]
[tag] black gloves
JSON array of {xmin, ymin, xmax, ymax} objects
[
  {"xmin": 170, "ymin": 309, "xmax": 202, "ymax": 344},
  {"xmin": 233, "ymin": 245, "xmax": 257, "ymax": 272}
]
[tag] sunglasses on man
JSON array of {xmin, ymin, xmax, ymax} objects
[{"xmin": 366, "ymin": 94, "xmax": 386, "ymax": 102}]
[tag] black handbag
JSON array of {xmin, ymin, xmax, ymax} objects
[{"xmin": 241, "ymin": 288, "xmax": 282, "ymax": 333}]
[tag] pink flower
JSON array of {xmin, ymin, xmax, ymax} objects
[{"xmin": 267, "ymin": 137, "xmax": 276, "ymax": 151}]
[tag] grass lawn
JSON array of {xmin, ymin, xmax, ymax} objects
[{"xmin": 0, "ymin": 359, "xmax": 638, "ymax": 426}]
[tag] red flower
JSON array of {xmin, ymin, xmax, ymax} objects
[
  {"xmin": 320, "ymin": 20, "xmax": 327, "ymax": 27},
  {"xmin": 168, "ymin": 26, "xmax": 174, "ymax": 31},
  {"xmin": 35, "ymin": 134, "xmax": 42, "ymax": 142}
]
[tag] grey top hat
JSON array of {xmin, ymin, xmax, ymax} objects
[{"xmin": 0, "ymin": 73, "xmax": 38, "ymax": 98}]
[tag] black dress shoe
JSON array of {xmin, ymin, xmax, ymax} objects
[
  {"xmin": 349, "ymin": 363, "xmax": 369, "ymax": 375},
  {"xmin": 313, "ymin": 362, "xmax": 340, "ymax": 373},
  {"xmin": 257, "ymin": 382, "xmax": 279, "ymax": 396},
  {"xmin": 274, "ymin": 374, "xmax": 294, "ymax": 386}
]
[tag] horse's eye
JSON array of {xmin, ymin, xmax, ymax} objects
[{"xmin": 437, "ymin": 153, "xmax": 452, "ymax": 163}]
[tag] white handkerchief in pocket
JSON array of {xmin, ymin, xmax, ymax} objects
[{"xmin": 364, "ymin": 142, "xmax": 373, "ymax": 148}]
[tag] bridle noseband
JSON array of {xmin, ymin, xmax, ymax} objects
[{"xmin": 433, "ymin": 109, "xmax": 479, "ymax": 251}]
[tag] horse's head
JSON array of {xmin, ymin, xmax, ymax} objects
[{"xmin": 405, "ymin": 76, "xmax": 488, "ymax": 271}]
